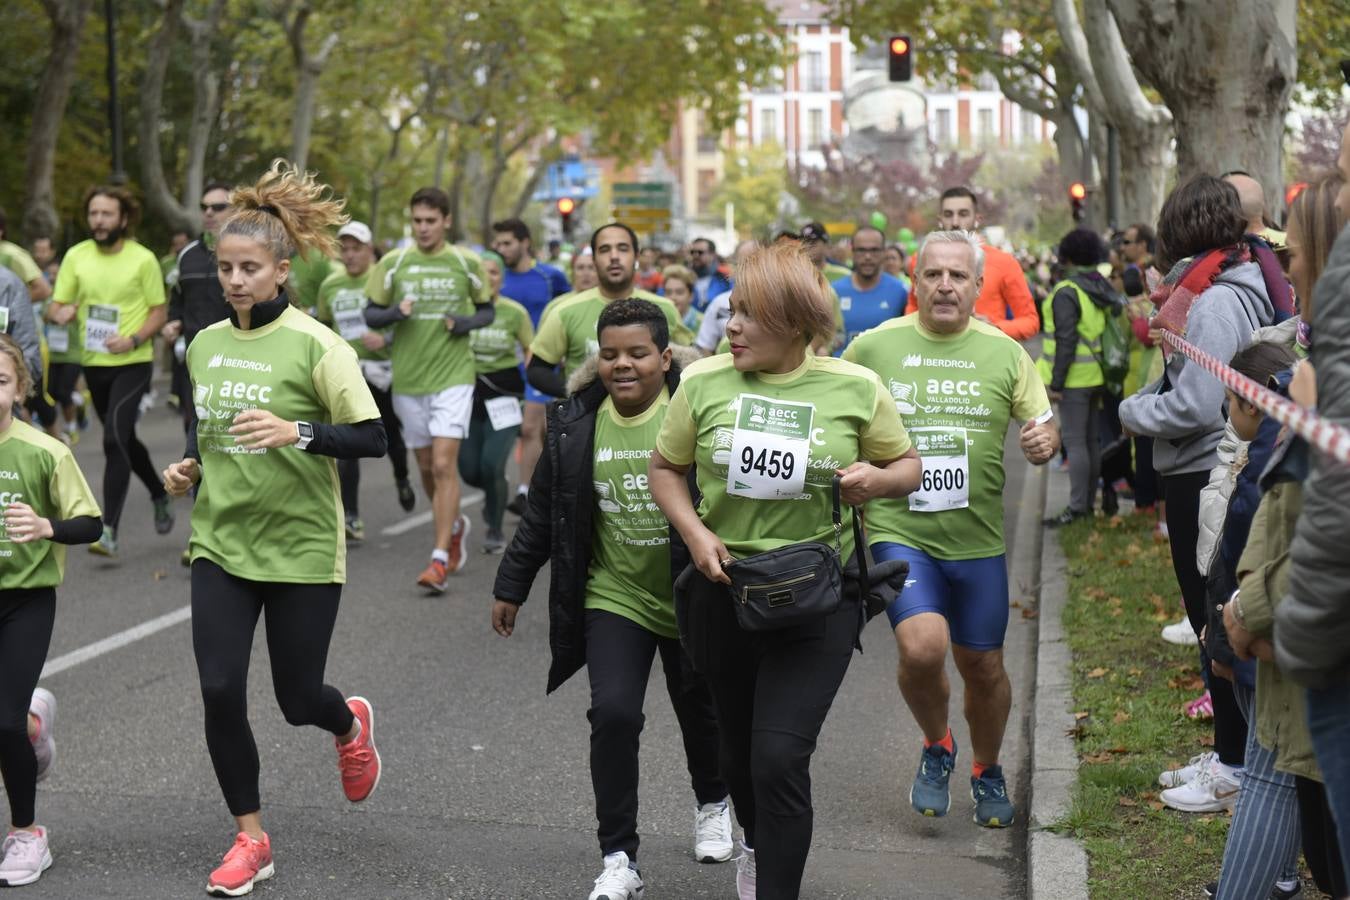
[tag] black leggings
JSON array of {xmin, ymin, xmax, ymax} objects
[
  {"xmin": 0, "ymin": 589, "xmax": 56, "ymax": 828},
  {"xmin": 190, "ymin": 558, "xmax": 355, "ymax": 817},
  {"xmin": 682, "ymin": 576, "xmax": 860, "ymax": 899},
  {"xmin": 84, "ymin": 363, "xmax": 165, "ymax": 529},
  {"xmin": 1163, "ymin": 471, "xmax": 1245, "ymax": 767},
  {"xmin": 1297, "ymin": 775, "xmax": 1349, "ymax": 897},
  {"xmin": 584, "ymin": 609, "xmax": 725, "ymax": 860},
  {"xmin": 338, "ymin": 379, "xmax": 408, "ymax": 516}
]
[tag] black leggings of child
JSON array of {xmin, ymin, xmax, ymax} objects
[
  {"xmin": 0, "ymin": 589, "xmax": 55, "ymax": 828},
  {"xmin": 190, "ymin": 559, "xmax": 354, "ymax": 817}
]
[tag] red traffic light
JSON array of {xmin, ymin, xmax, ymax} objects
[
  {"xmin": 1068, "ymin": 182, "xmax": 1087, "ymax": 201},
  {"xmin": 557, "ymin": 197, "xmax": 576, "ymax": 215},
  {"xmin": 890, "ymin": 37, "xmax": 909, "ymax": 55}
]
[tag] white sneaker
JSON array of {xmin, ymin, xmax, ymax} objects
[
  {"xmin": 29, "ymin": 688, "xmax": 56, "ymax": 783},
  {"xmin": 735, "ymin": 842, "xmax": 756, "ymax": 900},
  {"xmin": 694, "ymin": 799, "xmax": 734, "ymax": 863},
  {"xmin": 0, "ymin": 827, "xmax": 53, "ymax": 887},
  {"xmin": 1158, "ymin": 751, "xmax": 1214, "ymax": 788},
  {"xmin": 1161, "ymin": 618, "xmax": 1196, "ymax": 646},
  {"xmin": 1160, "ymin": 759, "xmax": 1240, "ymax": 812},
  {"xmin": 588, "ymin": 851, "xmax": 644, "ymax": 900}
]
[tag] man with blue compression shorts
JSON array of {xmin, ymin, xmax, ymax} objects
[
  {"xmin": 491, "ymin": 218, "xmax": 570, "ymax": 515},
  {"xmin": 843, "ymin": 229, "xmax": 1059, "ymax": 830}
]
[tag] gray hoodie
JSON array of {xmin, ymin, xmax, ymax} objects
[{"xmin": 1119, "ymin": 261, "xmax": 1275, "ymax": 476}]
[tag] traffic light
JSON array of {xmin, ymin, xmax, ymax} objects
[
  {"xmin": 888, "ymin": 35, "xmax": 912, "ymax": 82},
  {"xmin": 557, "ymin": 197, "xmax": 576, "ymax": 237},
  {"xmin": 1069, "ymin": 182, "xmax": 1087, "ymax": 222}
]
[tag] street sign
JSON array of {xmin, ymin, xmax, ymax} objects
[
  {"xmin": 612, "ymin": 182, "xmax": 672, "ymax": 204},
  {"xmin": 612, "ymin": 207, "xmax": 671, "ymax": 220}
]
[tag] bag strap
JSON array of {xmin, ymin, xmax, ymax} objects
[{"xmin": 831, "ymin": 474, "xmax": 870, "ymax": 588}]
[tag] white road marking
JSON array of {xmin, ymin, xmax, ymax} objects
[
  {"xmin": 380, "ymin": 491, "xmax": 484, "ymax": 535},
  {"xmin": 41, "ymin": 605, "xmax": 192, "ymax": 679}
]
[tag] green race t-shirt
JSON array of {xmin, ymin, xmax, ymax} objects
[
  {"xmin": 365, "ymin": 244, "xmax": 484, "ymax": 395},
  {"xmin": 187, "ymin": 305, "xmax": 380, "ymax": 584},
  {"xmin": 0, "ymin": 241, "xmax": 42, "ymax": 286},
  {"xmin": 842, "ymin": 314, "xmax": 1051, "ymax": 559},
  {"xmin": 288, "ymin": 251, "xmax": 337, "ymax": 312},
  {"xmin": 656, "ymin": 353, "xmax": 911, "ymax": 560},
  {"xmin": 316, "ymin": 269, "xmax": 390, "ymax": 362},
  {"xmin": 42, "ymin": 298, "xmax": 79, "ymax": 365},
  {"xmin": 469, "ymin": 296, "xmax": 534, "ymax": 374},
  {"xmin": 51, "ymin": 239, "xmax": 166, "ymax": 367},
  {"xmin": 530, "ymin": 287, "xmax": 694, "ymax": 377},
  {"xmin": 585, "ymin": 392, "xmax": 676, "ymax": 637},
  {"xmin": 0, "ymin": 419, "xmax": 101, "ymax": 590}
]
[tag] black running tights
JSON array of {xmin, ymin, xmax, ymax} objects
[
  {"xmin": 0, "ymin": 589, "xmax": 55, "ymax": 828},
  {"xmin": 83, "ymin": 363, "xmax": 166, "ymax": 529},
  {"xmin": 190, "ymin": 559, "xmax": 354, "ymax": 817}
]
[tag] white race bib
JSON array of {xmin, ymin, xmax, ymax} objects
[
  {"xmin": 908, "ymin": 426, "xmax": 971, "ymax": 512},
  {"xmin": 333, "ymin": 295, "xmax": 369, "ymax": 341},
  {"xmin": 358, "ymin": 359, "xmax": 393, "ymax": 393},
  {"xmin": 485, "ymin": 395, "xmax": 523, "ymax": 431},
  {"xmin": 84, "ymin": 304, "xmax": 120, "ymax": 354},
  {"xmin": 726, "ymin": 393, "xmax": 814, "ymax": 500},
  {"xmin": 45, "ymin": 323, "xmax": 69, "ymax": 354},
  {"xmin": 174, "ymin": 335, "xmax": 187, "ymax": 362}
]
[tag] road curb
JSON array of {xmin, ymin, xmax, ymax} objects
[{"xmin": 1026, "ymin": 467, "xmax": 1091, "ymax": 900}]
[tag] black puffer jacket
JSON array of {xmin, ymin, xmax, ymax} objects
[
  {"xmin": 491, "ymin": 347, "xmax": 701, "ymax": 694},
  {"xmin": 1277, "ymin": 225, "xmax": 1350, "ymax": 689}
]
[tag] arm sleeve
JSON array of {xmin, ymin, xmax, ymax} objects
[
  {"xmin": 859, "ymin": 375, "xmax": 912, "ymax": 460},
  {"xmin": 4, "ymin": 280, "xmax": 41, "ymax": 379},
  {"xmin": 526, "ymin": 355, "xmax": 566, "ymax": 397},
  {"xmin": 363, "ymin": 302, "xmax": 407, "ymax": 328},
  {"xmin": 49, "ymin": 515, "xmax": 103, "ymax": 545},
  {"xmin": 1234, "ymin": 494, "xmax": 1279, "ymax": 637},
  {"xmin": 1049, "ymin": 288, "xmax": 1081, "ymax": 391},
  {"xmin": 1011, "ymin": 350, "xmax": 1053, "ymax": 422},
  {"xmin": 305, "ymin": 418, "xmax": 387, "ymax": 460},
  {"xmin": 50, "ymin": 254, "xmax": 77, "ymax": 305},
  {"xmin": 515, "ymin": 308, "xmax": 535, "ymax": 348},
  {"xmin": 654, "ymin": 383, "xmax": 698, "ymax": 466},
  {"xmin": 448, "ymin": 301, "xmax": 494, "ymax": 335},
  {"xmin": 530, "ymin": 307, "xmax": 567, "ymax": 366},
  {"xmin": 490, "ymin": 431, "xmax": 556, "ymax": 604},
  {"xmin": 50, "ymin": 450, "xmax": 101, "ymax": 521},
  {"xmin": 995, "ymin": 257, "xmax": 1040, "ymax": 339},
  {"xmin": 312, "ymin": 343, "xmax": 381, "ymax": 424},
  {"xmin": 168, "ymin": 278, "xmax": 185, "ymax": 324}
]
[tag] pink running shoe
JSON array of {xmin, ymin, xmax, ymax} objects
[
  {"xmin": 206, "ymin": 832, "xmax": 273, "ymax": 897},
  {"xmin": 29, "ymin": 688, "xmax": 55, "ymax": 783},
  {"xmin": 1185, "ymin": 691, "xmax": 1214, "ymax": 719},
  {"xmin": 336, "ymin": 696, "xmax": 381, "ymax": 803}
]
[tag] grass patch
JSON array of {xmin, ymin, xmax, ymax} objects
[{"xmin": 1049, "ymin": 513, "xmax": 1230, "ymax": 900}]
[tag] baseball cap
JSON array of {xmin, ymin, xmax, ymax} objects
[
  {"xmin": 337, "ymin": 221, "xmax": 373, "ymax": 245},
  {"xmin": 800, "ymin": 222, "xmax": 829, "ymax": 243}
]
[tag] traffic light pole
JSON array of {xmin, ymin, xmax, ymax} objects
[{"xmin": 1106, "ymin": 125, "xmax": 1121, "ymax": 233}]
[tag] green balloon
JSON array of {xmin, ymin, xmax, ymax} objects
[
  {"xmin": 869, "ymin": 211, "xmax": 888, "ymax": 230},
  {"xmin": 896, "ymin": 227, "xmax": 915, "ymax": 242},
  {"xmin": 904, "ymin": 240, "xmax": 919, "ymax": 255}
]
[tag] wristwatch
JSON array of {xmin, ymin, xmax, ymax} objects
[{"xmin": 295, "ymin": 421, "xmax": 314, "ymax": 451}]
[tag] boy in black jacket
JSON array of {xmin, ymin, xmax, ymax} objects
[{"xmin": 491, "ymin": 299, "xmax": 729, "ymax": 900}]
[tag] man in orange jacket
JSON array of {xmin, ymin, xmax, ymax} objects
[{"xmin": 905, "ymin": 187, "xmax": 1039, "ymax": 340}]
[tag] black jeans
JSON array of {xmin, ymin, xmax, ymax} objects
[
  {"xmin": 585, "ymin": 609, "xmax": 725, "ymax": 860},
  {"xmin": 1296, "ymin": 775, "xmax": 1349, "ymax": 897},
  {"xmin": 680, "ymin": 574, "xmax": 860, "ymax": 899},
  {"xmin": 84, "ymin": 363, "xmax": 166, "ymax": 529},
  {"xmin": 0, "ymin": 589, "xmax": 56, "ymax": 828},
  {"xmin": 1163, "ymin": 471, "xmax": 1245, "ymax": 767},
  {"xmin": 190, "ymin": 558, "xmax": 355, "ymax": 816},
  {"xmin": 1133, "ymin": 437, "xmax": 1160, "ymax": 508},
  {"xmin": 337, "ymin": 378, "xmax": 408, "ymax": 516}
]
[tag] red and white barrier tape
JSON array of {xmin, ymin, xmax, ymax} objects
[{"xmin": 1158, "ymin": 330, "xmax": 1350, "ymax": 465}]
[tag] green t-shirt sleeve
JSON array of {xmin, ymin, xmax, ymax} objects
[
  {"xmin": 665, "ymin": 303, "xmax": 693, "ymax": 346},
  {"xmin": 860, "ymin": 374, "xmax": 912, "ymax": 460},
  {"xmin": 654, "ymin": 383, "xmax": 697, "ymax": 466},
  {"xmin": 51, "ymin": 449, "xmax": 101, "ymax": 520},
  {"xmin": 141, "ymin": 252, "xmax": 167, "ymax": 307},
  {"xmin": 315, "ymin": 276, "xmax": 336, "ymax": 325},
  {"xmin": 840, "ymin": 337, "xmax": 859, "ymax": 363},
  {"xmin": 515, "ymin": 306, "xmax": 535, "ymax": 348},
  {"xmin": 530, "ymin": 307, "xmax": 567, "ymax": 366},
  {"xmin": 5, "ymin": 246, "xmax": 42, "ymax": 285},
  {"xmin": 1012, "ymin": 349, "xmax": 1053, "ymax": 422},
  {"xmin": 312, "ymin": 344, "xmax": 380, "ymax": 424},
  {"xmin": 465, "ymin": 254, "xmax": 486, "ymax": 306},
  {"xmin": 365, "ymin": 256, "xmax": 392, "ymax": 307},
  {"xmin": 51, "ymin": 254, "xmax": 78, "ymax": 305}
]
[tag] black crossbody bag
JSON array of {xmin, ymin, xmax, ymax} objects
[{"xmin": 723, "ymin": 476, "xmax": 898, "ymax": 631}]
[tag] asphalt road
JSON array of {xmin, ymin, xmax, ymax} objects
[{"xmin": 11, "ymin": 384, "xmax": 1040, "ymax": 899}]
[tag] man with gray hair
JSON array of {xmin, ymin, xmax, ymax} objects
[{"xmin": 843, "ymin": 230, "xmax": 1059, "ymax": 829}]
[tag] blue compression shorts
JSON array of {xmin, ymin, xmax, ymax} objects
[{"xmin": 871, "ymin": 542, "xmax": 1010, "ymax": 651}]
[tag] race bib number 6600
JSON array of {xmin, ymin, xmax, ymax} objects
[{"xmin": 726, "ymin": 393, "xmax": 814, "ymax": 500}]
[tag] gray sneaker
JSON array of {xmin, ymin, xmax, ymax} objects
[
  {"xmin": 29, "ymin": 689, "xmax": 55, "ymax": 783},
  {"xmin": 88, "ymin": 526, "xmax": 118, "ymax": 559},
  {"xmin": 0, "ymin": 827, "xmax": 53, "ymax": 887},
  {"xmin": 483, "ymin": 528, "xmax": 506, "ymax": 554}
]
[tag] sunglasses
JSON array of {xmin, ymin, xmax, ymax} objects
[{"xmin": 200, "ymin": 202, "xmax": 229, "ymax": 213}]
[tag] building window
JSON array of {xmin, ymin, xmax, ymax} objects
[
  {"xmin": 1020, "ymin": 108, "xmax": 1038, "ymax": 144},
  {"xmin": 696, "ymin": 110, "xmax": 718, "ymax": 154},
  {"xmin": 807, "ymin": 109, "xmax": 825, "ymax": 150},
  {"xmin": 760, "ymin": 108, "xmax": 777, "ymax": 144},
  {"xmin": 935, "ymin": 109, "xmax": 952, "ymax": 146},
  {"xmin": 977, "ymin": 109, "xmax": 995, "ymax": 143},
  {"xmin": 804, "ymin": 51, "xmax": 825, "ymax": 92},
  {"xmin": 697, "ymin": 168, "xmax": 718, "ymax": 214}
]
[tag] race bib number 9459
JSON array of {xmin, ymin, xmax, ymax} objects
[{"xmin": 726, "ymin": 393, "xmax": 814, "ymax": 500}]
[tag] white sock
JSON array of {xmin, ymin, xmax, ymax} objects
[
  {"xmin": 431, "ymin": 549, "xmax": 449, "ymax": 564},
  {"xmin": 1213, "ymin": 760, "xmax": 1242, "ymax": 781},
  {"xmin": 1275, "ymin": 879, "xmax": 1297, "ymax": 892}
]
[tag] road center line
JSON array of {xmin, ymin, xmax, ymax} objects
[
  {"xmin": 381, "ymin": 491, "xmax": 484, "ymax": 535},
  {"xmin": 41, "ymin": 605, "xmax": 193, "ymax": 679}
]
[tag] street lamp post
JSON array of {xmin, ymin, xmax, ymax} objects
[{"xmin": 105, "ymin": 0, "xmax": 126, "ymax": 184}]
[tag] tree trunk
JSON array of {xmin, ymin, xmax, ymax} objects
[
  {"xmin": 447, "ymin": 147, "xmax": 470, "ymax": 243},
  {"xmin": 433, "ymin": 125, "xmax": 451, "ymax": 189},
  {"xmin": 1106, "ymin": 0, "xmax": 1296, "ymax": 218},
  {"xmin": 285, "ymin": 2, "xmax": 339, "ymax": 170},
  {"xmin": 478, "ymin": 155, "xmax": 508, "ymax": 246},
  {"xmin": 22, "ymin": 0, "xmax": 94, "ymax": 241},
  {"xmin": 181, "ymin": 0, "xmax": 228, "ymax": 207},
  {"xmin": 137, "ymin": 0, "xmax": 198, "ymax": 236}
]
